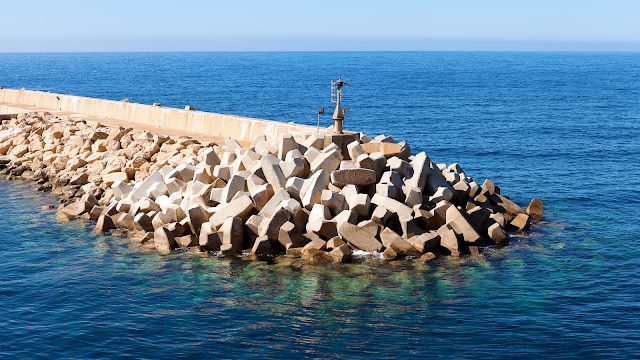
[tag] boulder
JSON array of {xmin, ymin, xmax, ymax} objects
[
  {"xmin": 251, "ymin": 236, "xmax": 272, "ymax": 256},
  {"xmin": 489, "ymin": 193, "xmax": 525, "ymax": 217},
  {"xmin": 96, "ymin": 215, "xmax": 115, "ymax": 232},
  {"xmin": 349, "ymin": 193, "xmax": 371, "ymax": 219},
  {"xmin": 278, "ymin": 221, "xmax": 308, "ymax": 249},
  {"xmin": 361, "ymin": 142, "xmax": 402, "ymax": 157},
  {"xmin": 337, "ymin": 222, "xmax": 383, "ymax": 252},
  {"xmin": 220, "ymin": 217, "xmax": 244, "ymax": 251},
  {"xmin": 310, "ymin": 149, "xmax": 343, "ymax": 175},
  {"xmin": 154, "ymin": 226, "xmax": 177, "ymax": 251},
  {"xmin": 408, "ymin": 231, "xmax": 440, "ymax": 253},
  {"xmin": 510, "ymin": 213, "xmax": 531, "ymax": 231},
  {"xmin": 445, "ymin": 206, "xmax": 482, "ymax": 244},
  {"xmin": 326, "ymin": 237, "xmax": 347, "ymax": 251},
  {"xmin": 329, "ymin": 244, "xmax": 352, "ymax": 262},
  {"xmin": 115, "ymin": 213, "xmax": 135, "ymax": 229},
  {"xmin": 209, "ymin": 195, "xmax": 254, "ymax": 229},
  {"xmin": 260, "ymin": 154, "xmax": 286, "ymax": 191},
  {"xmin": 259, "ymin": 208, "xmax": 292, "ymax": 241},
  {"xmin": 330, "ymin": 168, "xmax": 377, "ymax": 187},
  {"xmin": 487, "ymin": 223, "xmax": 507, "ymax": 243},
  {"xmin": 526, "ymin": 198, "xmax": 544, "ymax": 220},
  {"xmin": 439, "ymin": 228, "xmax": 460, "ymax": 256},
  {"xmin": 199, "ymin": 231, "xmax": 222, "ymax": 251},
  {"xmin": 301, "ymin": 169, "xmax": 330, "ymax": 210},
  {"xmin": 371, "ymin": 194, "xmax": 413, "ymax": 218}
]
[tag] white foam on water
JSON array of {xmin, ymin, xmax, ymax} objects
[{"xmin": 350, "ymin": 250, "xmax": 384, "ymax": 260}]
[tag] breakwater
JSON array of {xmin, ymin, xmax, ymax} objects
[
  {"xmin": 0, "ymin": 87, "xmax": 337, "ymax": 143},
  {"xmin": 0, "ymin": 105, "xmax": 542, "ymax": 263}
]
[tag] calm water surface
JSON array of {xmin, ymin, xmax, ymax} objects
[{"xmin": 0, "ymin": 52, "xmax": 639, "ymax": 359}]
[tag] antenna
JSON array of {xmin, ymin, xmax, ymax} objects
[{"xmin": 331, "ymin": 77, "xmax": 348, "ymax": 134}]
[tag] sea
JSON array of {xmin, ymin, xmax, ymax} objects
[{"xmin": 0, "ymin": 52, "xmax": 639, "ymax": 359}]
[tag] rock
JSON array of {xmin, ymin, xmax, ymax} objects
[
  {"xmin": 302, "ymin": 238, "xmax": 327, "ymax": 252},
  {"xmin": 439, "ymin": 228, "xmax": 460, "ymax": 256},
  {"xmin": 167, "ymin": 222, "xmax": 185, "ymax": 238},
  {"xmin": 361, "ymin": 142, "xmax": 402, "ymax": 157},
  {"xmin": 371, "ymin": 194, "xmax": 413, "ymax": 218},
  {"xmin": 251, "ymin": 183, "xmax": 274, "ymax": 211},
  {"xmin": 333, "ymin": 209, "xmax": 358, "ymax": 228},
  {"xmin": 278, "ymin": 221, "xmax": 308, "ymax": 249},
  {"xmin": 209, "ymin": 195, "xmax": 254, "ymax": 229},
  {"xmin": 102, "ymin": 172, "xmax": 129, "ymax": 186},
  {"xmin": 69, "ymin": 173, "xmax": 89, "ymax": 185},
  {"xmin": 510, "ymin": 213, "xmax": 531, "ymax": 231},
  {"xmin": 301, "ymin": 249, "xmax": 333, "ymax": 263},
  {"xmin": 489, "ymin": 193, "xmax": 525, "ymax": 217},
  {"xmin": 202, "ymin": 148, "xmax": 221, "ymax": 167},
  {"xmin": 371, "ymin": 206, "xmax": 393, "ymax": 226},
  {"xmin": 399, "ymin": 214, "xmax": 423, "ymax": 239},
  {"xmin": 260, "ymin": 154, "xmax": 286, "ymax": 191},
  {"xmin": 349, "ymin": 194, "xmax": 371, "ymax": 219},
  {"xmin": 403, "ymin": 185, "xmax": 422, "ymax": 208},
  {"xmin": 383, "ymin": 247, "xmax": 402, "ymax": 260},
  {"xmin": 408, "ymin": 231, "xmax": 440, "ymax": 253},
  {"xmin": 482, "ymin": 179, "xmax": 500, "ymax": 195},
  {"xmin": 281, "ymin": 157, "xmax": 305, "ymax": 179},
  {"xmin": 301, "ymin": 169, "xmax": 330, "ymax": 210},
  {"xmin": 445, "ymin": 206, "xmax": 482, "ymax": 244},
  {"xmin": 152, "ymin": 212, "xmax": 172, "ymax": 230},
  {"xmin": 187, "ymin": 204, "xmax": 209, "ymax": 235},
  {"xmin": 379, "ymin": 227, "xmax": 402, "ymax": 248},
  {"xmin": 81, "ymin": 194, "xmax": 98, "ymax": 209},
  {"xmin": 419, "ymin": 252, "xmax": 437, "ymax": 261},
  {"xmin": 310, "ymin": 149, "xmax": 343, "ymax": 175},
  {"xmin": 221, "ymin": 174, "xmax": 246, "ymax": 203},
  {"xmin": 115, "ymin": 213, "xmax": 135, "ymax": 229},
  {"xmin": 306, "ymin": 218, "xmax": 338, "ymax": 239},
  {"xmin": 278, "ymin": 133, "xmax": 299, "ymax": 160},
  {"xmin": 259, "ymin": 208, "xmax": 292, "ymax": 241},
  {"xmin": 220, "ymin": 243, "xmax": 237, "ymax": 257},
  {"xmin": 285, "ymin": 177, "xmax": 305, "ymax": 201},
  {"xmin": 56, "ymin": 211, "xmax": 73, "ymax": 222},
  {"xmin": 526, "ymin": 198, "xmax": 544, "ymax": 220},
  {"xmin": 61, "ymin": 201, "xmax": 91, "ymax": 217},
  {"xmin": 154, "ymin": 226, "xmax": 177, "ymax": 252},
  {"xmin": 320, "ymin": 190, "xmax": 346, "ymax": 216},
  {"xmin": 329, "ymin": 244, "xmax": 352, "ymax": 262},
  {"xmin": 134, "ymin": 213, "xmax": 154, "ymax": 232},
  {"xmin": 358, "ymin": 220, "xmax": 380, "ymax": 237},
  {"xmin": 258, "ymin": 188, "xmax": 290, "ymax": 218},
  {"xmin": 330, "ymin": 168, "xmax": 377, "ymax": 187},
  {"xmin": 89, "ymin": 205, "xmax": 106, "ymax": 220},
  {"xmin": 96, "ymin": 215, "xmax": 115, "ymax": 232},
  {"xmin": 346, "ymin": 141, "xmax": 366, "ymax": 161},
  {"xmin": 487, "ymin": 223, "xmax": 507, "ymax": 243},
  {"xmin": 220, "ymin": 217, "xmax": 243, "ymax": 251},
  {"xmin": 326, "ymin": 237, "xmax": 347, "ymax": 251},
  {"xmin": 337, "ymin": 222, "xmax": 383, "ymax": 252},
  {"xmin": 429, "ymin": 186, "xmax": 454, "ymax": 203},
  {"xmin": 251, "ymin": 236, "xmax": 272, "ymax": 256},
  {"xmin": 199, "ymin": 231, "xmax": 222, "ymax": 251},
  {"xmin": 355, "ymin": 154, "xmax": 380, "ymax": 182},
  {"xmin": 175, "ymin": 235, "xmax": 198, "ymax": 248}
]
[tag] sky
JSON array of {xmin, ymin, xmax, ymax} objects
[{"xmin": 2, "ymin": 0, "xmax": 640, "ymax": 52}]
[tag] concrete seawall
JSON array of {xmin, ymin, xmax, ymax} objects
[{"xmin": 0, "ymin": 88, "xmax": 335, "ymax": 143}]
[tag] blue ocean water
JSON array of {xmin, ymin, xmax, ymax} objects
[{"xmin": 1, "ymin": 52, "xmax": 639, "ymax": 359}]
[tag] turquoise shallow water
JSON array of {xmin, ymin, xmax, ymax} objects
[{"xmin": 1, "ymin": 52, "xmax": 639, "ymax": 358}]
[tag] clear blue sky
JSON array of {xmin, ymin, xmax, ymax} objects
[{"xmin": 3, "ymin": 0, "xmax": 640, "ymax": 51}]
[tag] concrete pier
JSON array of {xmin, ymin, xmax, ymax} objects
[{"xmin": 0, "ymin": 88, "xmax": 342, "ymax": 146}]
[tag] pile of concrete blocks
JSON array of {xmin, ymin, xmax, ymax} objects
[{"xmin": 0, "ymin": 112, "xmax": 543, "ymax": 263}]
